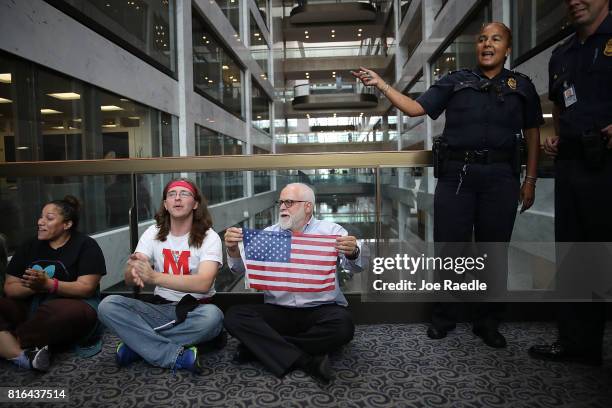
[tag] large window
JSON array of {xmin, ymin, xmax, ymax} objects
[
  {"xmin": 0, "ymin": 50, "xmax": 177, "ymax": 163},
  {"xmin": 214, "ymin": 0, "xmax": 241, "ymax": 37},
  {"xmin": 250, "ymin": 12, "xmax": 269, "ymax": 81},
  {"xmin": 430, "ymin": 1, "xmax": 492, "ymax": 81},
  {"xmin": 251, "ymin": 78, "xmax": 271, "ymax": 134},
  {"xmin": 46, "ymin": 0, "xmax": 176, "ymax": 74},
  {"xmin": 511, "ymin": 1, "xmax": 571, "ymax": 65},
  {"xmin": 192, "ymin": 10, "xmax": 244, "ymax": 118},
  {"xmin": 195, "ymin": 125, "xmax": 245, "ymax": 204},
  {"xmin": 0, "ymin": 50, "xmax": 178, "ymax": 245}
]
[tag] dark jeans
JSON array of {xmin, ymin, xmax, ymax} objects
[
  {"xmin": 0, "ymin": 297, "xmax": 97, "ymax": 350},
  {"xmin": 432, "ymin": 162, "xmax": 519, "ymax": 330},
  {"xmin": 224, "ymin": 303, "xmax": 354, "ymax": 377}
]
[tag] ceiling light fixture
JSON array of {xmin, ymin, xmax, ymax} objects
[
  {"xmin": 222, "ymin": 65, "xmax": 229, "ymax": 70},
  {"xmin": 0, "ymin": 97, "xmax": 12, "ymax": 104},
  {"xmin": 48, "ymin": 92, "xmax": 81, "ymax": 100},
  {"xmin": 358, "ymin": 28, "xmax": 363, "ymax": 32},
  {"xmin": 40, "ymin": 108, "xmax": 61, "ymax": 114},
  {"xmin": 100, "ymin": 105, "xmax": 124, "ymax": 111},
  {"xmin": 0, "ymin": 73, "xmax": 11, "ymax": 83}
]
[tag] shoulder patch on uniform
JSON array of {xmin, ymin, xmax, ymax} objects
[{"xmin": 512, "ymin": 71, "xmax": 533, "ymax": 82}]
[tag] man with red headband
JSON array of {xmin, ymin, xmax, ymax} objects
[{"xmin": 98, "ymin": 178, "xmax": 223, "ymax": 373}]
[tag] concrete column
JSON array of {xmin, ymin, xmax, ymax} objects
[{"xmin": 176, "ymin": 0, "xmax": 195, "ymax": 156}]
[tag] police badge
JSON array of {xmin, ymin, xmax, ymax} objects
[
  {"xmin": 507, "ymin": 77, "xmax": 517, "ymax": 90},
  {"xmin": 604, "ymin": 38, "xmax": 612, "ymax": 57}
]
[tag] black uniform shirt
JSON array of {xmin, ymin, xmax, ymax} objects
[
  {"xmin": 549, "ymin": 13, "xmax": 612, "ymax": 140},
  {"xmin": 417, "ymin": 67, "xmax": 543, "ymax": 151}
]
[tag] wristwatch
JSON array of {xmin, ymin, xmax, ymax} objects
[{"xmin": 346, "ymin": 245, "xmax": 360, "ymax": 260}]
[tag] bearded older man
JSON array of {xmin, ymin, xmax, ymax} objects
[{"xmin": 223, "ymin": 183, "xmax": 363, "ymax": 382}]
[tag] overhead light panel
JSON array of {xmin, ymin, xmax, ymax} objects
[
  {"xmin": 0, "ymin": 97, "xmax": 12, "ymax": 104},
  {"xmin": 102, "ymin": 124, "xmax": 118, "ymax": 128},
  {"xmin": 100, "ymin": 105, "xmax": 124, "ymax": 111},
  {"xmin": 542, "ymin": 113, "xmax": 553, "ymax": 118},
  {"xmin": 48, "ymin": 92, "xmax": 81, "ymax": 100},
  {"xmin": 0, "ymin": 73, "xmax": 11, "ymax": 83},
  {"xmin": 40, "ymin": 108, "xmax": 61, "ymax": 114}
]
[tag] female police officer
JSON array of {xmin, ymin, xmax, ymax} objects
[{"xmin": 353, "ymin": 22, "xmax": 543, "ymax": 348}]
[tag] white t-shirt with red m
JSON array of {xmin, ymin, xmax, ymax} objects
[{"xmin": 135, "ymin": 225, "xmax": 222, "ymax": 302}]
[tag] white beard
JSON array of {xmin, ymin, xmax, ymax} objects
[{"xmin": 278, "ymin": 209, "xmax": 306, "ymax": 231}]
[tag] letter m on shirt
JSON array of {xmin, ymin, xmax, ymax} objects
[{"xmin": 162, "ymin": 249, "xmax": 191, "ymax": 275}]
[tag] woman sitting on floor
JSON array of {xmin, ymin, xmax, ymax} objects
[{"xmin": 0, "ymin": 195, "xmax": 106, "ymax": 371}]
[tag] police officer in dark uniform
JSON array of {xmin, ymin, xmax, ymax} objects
[
  {"xmin": 529, "ymin": 0, "xmax": 612, "ymax": 365},
  {"xmin": 353, "ymin": 22, "xmax": 543, "ymax": 348}
]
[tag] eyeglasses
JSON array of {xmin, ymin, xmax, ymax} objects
[
  {"xmin": 166, "ymin": 190, "xmax": 193, "ymax": 199},
  {"xmin": 275, "ymin": 199, "xmax": 308, "ymax": 208}
]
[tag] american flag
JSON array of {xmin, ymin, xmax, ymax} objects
[{"xmin": 240, "ymin": 228, "xmax": 339, "ymax": 292}]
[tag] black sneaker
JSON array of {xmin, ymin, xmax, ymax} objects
[{"xmin": 24, "ymin": 346, "xmax": 50, "ymax": 371}]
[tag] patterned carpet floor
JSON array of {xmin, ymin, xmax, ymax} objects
[{"xmin": 1, "ymin": 323, "xmax": 611, "ymax": 408}]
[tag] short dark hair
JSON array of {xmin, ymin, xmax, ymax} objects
[{"xmin": 47, "ymin": 195, "xmax": 81, "ymax": 231}]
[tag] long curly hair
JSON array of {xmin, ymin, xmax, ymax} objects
[{"xmin": 154, "ymin": 178, "xmax": 213, "ymax": 248}]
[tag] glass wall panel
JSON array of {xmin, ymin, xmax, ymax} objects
[
  {"xmin": 251, "ymin": 79, "xmax": 270, "ymax": 134},
  {"xmin": 47, "ymin": 0, "xmax": 176, "ymax": 73},
  {"xmin": 400, "ymin": 73, "xmax": 425, "ymax": 150},
  {"xmin": 400, "ymin": 3, "xmax": 422, "ymax": 63},
  {"xmin": 430, "ymin": 1, "xmax": 492, "ymax": 81},
  {"xmin": 214, "ymin": 0, "xmax": 241, "ymax": 37},
  {"xmin": 192, "ymin": 10, "xmax": 244, "ymax": 118},
  {"xmin": 253, "ymin": 146, "xmax": 271, "ymax": 194},
  {"xmin": 255, "ymin": 0, "xmax": 269, "ymax": 27},
  {"xmin": 0, "ymin": 50, "xmax": 178, "ymax": 163},
  {"xmin": 400, "ymin": 0, "xmax": 412, "ymax": 24},
  {"xmin": 250, "ymin": 12, "xmax": 269, "ymax": 81},
  {"xmin": 195, "ymin": 124, "xmax": 245, "ymax": 204},
  {"xmin": 511, "ymin": 0, "xmax": 570, "ymax": 64}
]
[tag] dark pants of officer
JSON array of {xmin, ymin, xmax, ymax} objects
[
  {"xmin": 554, "ymin": 152, "xmax": 611, "ymax": 356},
  {"xmin": 432, "ymin": 161, "xmax": 519, "ymax": 331},
  {"xmin": 223, "ymin": 303, "xmax": 354, "ymax": 377}
]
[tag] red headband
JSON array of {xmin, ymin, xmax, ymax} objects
[{"xmin": 166, "ymin": 180, "xmax": 196, "ymax": 195}]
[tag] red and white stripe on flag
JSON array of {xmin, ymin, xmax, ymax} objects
[{"xmin": 245, "ymin": 232, "xmax": 339, "ymax": 292}]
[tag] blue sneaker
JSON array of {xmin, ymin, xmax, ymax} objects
[
  {"xmin": 174, "ymin": 346, "xmax": 201, "ymax": 374},
  {"xmin": 116, "ymin": 342, "xmax": 142, "ymax": 367}
]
